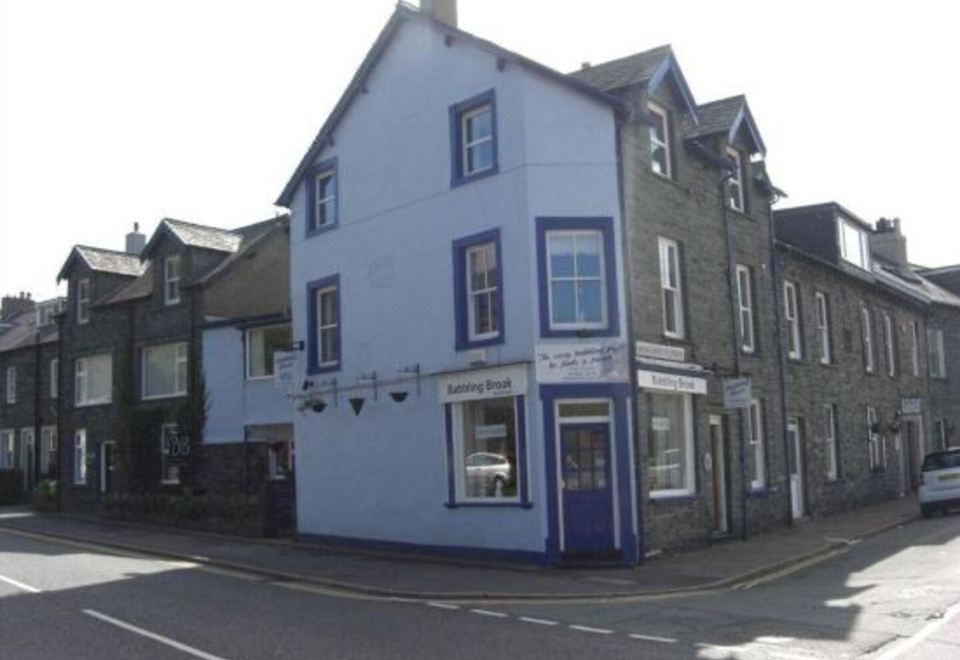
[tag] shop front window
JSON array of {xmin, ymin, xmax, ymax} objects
[
  {"xmin": 457, "ymin": 396, "xmax": 518, "ymax": 500},
  {"xmin": 647, "ymin": 392, "xmax": 695, "ymax": 497}
]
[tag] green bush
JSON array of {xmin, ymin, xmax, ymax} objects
[
  {"xmin": 0, "ymin": 469, "xmax": 24, "ymax": 505},
  {"xmin": 31, "ymin": 479, "xmax": 57, "ymax": 511}
]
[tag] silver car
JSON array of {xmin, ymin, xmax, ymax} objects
[
  {"xmin": 919, "ymin": 448, "xmax": 960, "ymax": 517},
  {"xmin": 465, "ymin": 452, "xmax": 514, "ymax": 496}
]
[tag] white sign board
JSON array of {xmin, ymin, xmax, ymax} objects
[
  {"xmin": 637, "ymin": 369, "xmax": 707, "ymax": 394},
  {"xmin": 901, "ymin": 398, "xmax": 923, "ymax": 415},
  {"xmin": 438, "ymin": 365, "xmax": 528, "ymax": 404},
  {"xmin": 635, "ymin": 340, "xmax": 686, "ymax": 363},
  {"xmin": 723, "ymin": 378, "xmax": 753, "ymax": 409},
  {"xmin": 273, "ymin": 351, "xmax": 297, "ymax": 389},
  {"xmin": 535, "ymin": 341, "xmax": 630, "ymax": 384}
]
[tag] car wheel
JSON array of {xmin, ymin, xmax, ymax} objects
[
  {"xmin": 493, "ymin": 476, "xmax": 506, "ymax": 496},
  {"xmin": 921, "ymin": 504, "xmax": 934, "ymax": 518}
]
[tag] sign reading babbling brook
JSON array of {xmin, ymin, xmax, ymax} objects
[
  {"xmin": 438, "ymin": 365, "xmax": 529, "ymax": 404},
  {"xmin": 535, "ymin": 341, "xmax": 630, "ymax": 383}
]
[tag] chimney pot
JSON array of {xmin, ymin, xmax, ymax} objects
[
  {"xmin": 582, "ymin": 62, "xmax": 592, "ymax": 70},
  {"xmin": 126, "ymin": 222, "xmax": 147, "ymax": 255},
  {"xmin": 421, "ymin": 0, "xmax": 457, "ymax": 28}
]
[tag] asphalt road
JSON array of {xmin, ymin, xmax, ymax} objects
[{"xmin": 1, "ymin": 514, "xmax": 959, "ymax": 660}]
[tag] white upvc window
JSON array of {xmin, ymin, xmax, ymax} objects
[
  {"xmin": 883, "ymin": 312, "xmax": 896, "ymax": 377},
  {"xmin": 50, "ymin": 358, "xmax": 59, "ymax": 398},
  {"xmin": 861, "ymin": 306, "xmax": 875, "ymax": 373},
  {"xmin": 747, "ymin": 399, "xmax": 766, "ymax": 490},
  {"xmin": 783, "ymin": 281, "xmax": 801, "ymax": 359},
  {"xmin": 5, "ymin": 367, "xmax": 15, "ymax": 404},
  {"xmin": 75, "ymin": 354, "xmax": 112, "ymax": 406},
  {"xmin": 726, "ymin": 147, "xmax": 744, "ymax": 212},
  {"xmin": 658, "ymin": 237, "xmax": 684, "ymax": 339},
  {"xmin": 73, "ymin": 429, "xmax": 87, "ymax": 484},
  {"xmin": 461, "ymin": 103, "xmax": 494, "ymax": 177},
  {"xmin": 814, "ymin": 292, "xmax": 831, "ymax": 364},
  {"xmin": 160, "ymin": 423, "xmax": 186, "ymax": 484},
  {"xmin": 142, "ymin": 342, "xmax": 188, "ymax": 400},
  {"xmin": 466, "ymin": 242, "xmax": 500, "ymax": 342},
  {"xmin": 838, "ymin": 217, "xmax": 871, "ymax": 270},
  {"xmin": 867, "ymin": 406, "xmax": 885, "ymax": 470},
  {"xmin": 910, "ymin": 321, "xmax": 921, "ymax": 377},
  {"xmin": 929, "ymin": 327, "xmax": 946, "ymax": 378},
  {"xmin": 452, "ymin": 396, "xmax": 521, "ymax": 502},
  {"xmin": 314, "ymin": 168, "xmax": 337, "ymax": 228},
  {"xmin": 77, "ymin": 278, "xmax": 90, "ymax": 324},
  {"xmin": 0, "ymin": 430, "xmax": 13, "ymax": 468},
  {"xmin": 164, "ymin": 256, "xmax": 181, "ymax": 305},
  {"xmin": 824, "ymin": 404, "xmax": 838, "ymax": 481},
  {"xmin": 736, "ymin": 264, "xmax": 755, "ymax": 353},
  {"xmin": 246, "ymin": 325, "xmax": 293, "ymax": 380},
  {"xmin": 40, "ymin": 426, "xmax": 57, "ymax": 476},
  {"xmin": 648, "ymin": 102, "xmax": 671, "ymax": 178},
  {"xmin": 316, "ymin": 285, "xmax": 340, "ymax": 367},
  {"xmin": 546, "ymin": 230, "xmax": 607, "ymax": 330},
  {"xmin": 647, "ymin": 392, "xmax": 695, "ymax": 497}
]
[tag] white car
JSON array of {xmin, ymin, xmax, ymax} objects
[
  {"xmin": 465, "ymin": 452, "xmax": 514, "ymax": 496},
  {"xmin": 919, "ymin": 448, "xmax": 960, "ymax": 517}
]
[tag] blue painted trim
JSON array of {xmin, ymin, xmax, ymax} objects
[
  {"xmin": 648, "ymin": 54, "xmax": 699, "ymax": 124},
  {"xmin": 305, "ymin": 157, "xmax": 339, "ymax": 238},
  {"xmin": 297, "ymin": 531, "xmax": 549, "ymax": 566},
  {"xmin": 449, "ymin": 89, "xmax": 499, "ymax": 188},
  {"xmin": 443, "ymin": 394, "xmax": 530, "ymax": 508},
  {"xmin": 306, "ymin": 274, "xmax": 341, "ymax": 375},
  {"xmin": 539, "ymin": 383, "xmax": 638, "ymax": 566},
  {"xmin": 452, "ymin": 228, "xmax": 505, "ymax": 351},
  {"xmin": 535, "ymin": 217, "xmax": 620, "ymax": 338}
]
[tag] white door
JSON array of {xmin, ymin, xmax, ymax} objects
[
  {"xmin": 787, "ymin": 420, "xmax": 804, "ymax": 519},
  {"xmin": 709, "ymin": 415, "xmax": 729, "ymax": 533}
]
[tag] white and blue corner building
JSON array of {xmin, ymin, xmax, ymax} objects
[{"xmin": 275, "ymin": 5, "xmax": 639, "ymax": 565}]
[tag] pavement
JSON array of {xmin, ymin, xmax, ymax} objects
[{"xmin": 0, "ymin": 496, "xmax": 919, "ymax": 601}]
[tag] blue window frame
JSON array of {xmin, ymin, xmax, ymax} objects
[
  {"xmin": 449, "ymin": 89, "xmax": 498, "ymax": 187},
  {"xmin": 306, "ymin": 157, "xmax": 338, "ymax": 237},
  {"xmin": 535, "ymin": 217, "xmax": 619, "ymax": 337},
  {"xmin": 452, "ymin": 228, "xmax": 504, "ymax": 350},
  {"xmin": 306, "ymin": 274, "xmax": 340, "ymax": 374}
]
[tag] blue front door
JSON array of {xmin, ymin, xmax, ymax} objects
[{"xmin": 560, "ymin": 423, "xmax": 615, "ymax": 554}]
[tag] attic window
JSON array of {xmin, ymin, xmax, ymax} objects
[
  {"xmin": 726, "ymin": 147, "xmax": 744, "ymax": 212},
  {"xmin": 164, "ymin": 256, "xmax": 181, "ymax": 305},
  {"xmin": 450, "ymin": 89, "xmax": 498, "ymax": 186},
  {"xmin": 838, "ymin": 217, "xmax": 871, "ymax": 271},
  {"xmin": 76, "ymin": 279, "xmax": 90, "ymax": 324},
  {"xmin": 648, "ymin": 103, "xmax": 671, "ymax": 178}
]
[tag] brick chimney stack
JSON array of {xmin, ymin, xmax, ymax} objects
[
  {"xmin": 421, "ymin": 0, "xmax": 457, "ymax": 27},
  {"xmin": 870, "ymin": 217, "xmax": 909, "ymax": 266},
  {"xmin": 1, "ymin": 291, "xmax": 36, "ymax": 319}
]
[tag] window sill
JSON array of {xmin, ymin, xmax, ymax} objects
[
  {"xmin": 163, "ymin": 300, "xmax": 182, "ymax": 307},
  {"xmin": 542, "ymin": 326, "xmax": 618, "ymax": 339},
  {"xmin": 451, "ymin": 165, "xmax": 499, "ymax": 189},
  {"xmin": 456, "ymin": 334, "xmax": 505, "ymax": 352},
  {"xmin": 787, "ymin": 356, "xmax": 804, "ymax": 364},
  {"xmin": 729, "ymin": 207, "xmax": 760, "ymax": 223},
  {"xmin": 308, "ymin": 362, "xmax": 341, "ymax": 376},
  {"xmin": 306, "ymin": 222, "xmax": 338, "ymax": 239},
  {"xmin": 246, "ymin": 375, "xmax": 275, "ymax": 383},
  {"xmin": 141, "ymin": 393, "xmax": 187, "ymax": 402},
  {"xmin": 75, "ymin": 401, "xmax": 113, "ymax": 408},
  {"xmin": 649, "ymin": 493, "xmax": 700, "ymax": 504},
  {"xmin": 161, "ymin": 479, "xmax": 181, "ymax": 486},
  {"xmin": 748, "ymin": 486, "xmax": 779, "ymax": 498},
  {"xmin": 445, "ymin": 500, "xmax": 533, "ymax": 509}
]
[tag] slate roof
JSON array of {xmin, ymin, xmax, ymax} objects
[
  {"xmin": 159, "ymin": 218, "xmax": 244, "ymax": 253},
  {"xmin": 685, "ymin": 96, "xmax": 745, "ymax": 139},
  {"xmin": 0, "ymin": 305, "xmax": 58, "ymax": 354},
  {"xmin": 567, "ymin": 45, "xmax": 672, "ymax": 91},
  {"xmin": 192, "ymin": 216, "xmax": 289, "ymax": 288},
  {"xmin": 57, "ymin": 245, "xmax": 144, "ymax": 281}
]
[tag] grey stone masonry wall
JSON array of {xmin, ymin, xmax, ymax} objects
[
  {"xmin": 928, "ymin": 303, "xmax": 960, "ymax": 450},
  {"xmin": 617, "ymin": 81, "xmax": 789, "ymax": 553},
  {"xmin": 778, "ymin": 245, "xmax": 925, "ymax": 515}
]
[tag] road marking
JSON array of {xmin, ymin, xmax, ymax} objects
[
  {"xmin": 569, "ymin": 624, "xmax": 614, "ymax": 635},
  {"xmin": 769, "ymin": 652, "xmax": 818, "ymax": 660},
  {"xmin": 0, "ymin": 573, "xmax": 42, "ymax": 593},
  {"xmin": 518, "ymin": 616, "xmax": 559, "ymax": 626},
  {"xmin": 871, "ymin": 598, "xmax": 960, "ymax": 660},
  {"xmin": 628, "ymin": 633, "xmax": 677, "ymax": 643},
  {"xmin": 470, "ymin": 609, "xmax": 508, "ymax": 618},
  {"xmin": 426, "ymin": 602, "xmax": 460, "ymax": 610},
  {"xmin": 82, "ymin": 609, "xmax": 229, "ymax": 660}
]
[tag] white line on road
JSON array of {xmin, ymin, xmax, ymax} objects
[
  {"xmin": 470, "ymin": 609, "xmax": 508, "ymax": 618},
  {"xmin": 628, "ymin": 633, "xmax": 677, "ymax": 644},
  {"xmin": 871, "ymin": 598, "xmax": 960, "ymax": 660},
  {"xmin": 518, "ymin": 616, "xmax": 559, "ymax": 626},
  {"xmin": 82, "ymin": 609, "xmax": 229, "ymax": 660},
  {"xmin": 0, "ymin": 573, "xmax": 41, "ymax": 593},
  {"xmin": 426, "ymin": 602, "xmax": 460, "ymax": 610},
  {"xmin": 569, "ymin": 624, "xmax": 614, "ymax": 635}
]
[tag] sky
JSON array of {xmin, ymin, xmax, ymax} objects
[{"xmin": 2, "ymin": 0, "xmax": 958, "ymax": 301}]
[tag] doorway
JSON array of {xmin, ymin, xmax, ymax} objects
[
  {"xmin": 100, "ymin": 441, "xmax": 116, "ymax": 494},
  {"xmin": 787, "ymin": 419, "xmax": 804, "ymax": 519},
  {"xmin": 19, "ymin": 428, "xmax": 35, "ymax": 492},
  {"xmin": 904, "ymin": 419, "xmax": 922, "ymax": 493},
  {"xmin": 709, "ymin": 415, "xmax": 729, "ymax": 533}
]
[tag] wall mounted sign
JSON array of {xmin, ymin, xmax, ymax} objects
[
  {"xmin": 635, "ymin": 340, "xmax": 686, "ymax": 363},
  {"xmin": 535, "ymin": 340, "xmax": 630, "ymax": 384},
  {"xmin": 637, "ymin": 369, "xmax": 707, "ymax": 394},
  {"xmin": 900, "ymin": 398, "xmax": 923, "ymax": 415},
  {"xmin": 438, "ymin": 364, "xmax": 528, "ymax": 404},
  {"xmin": 274, "ymin": 351, "xmax": 297, "ymax": 389},
  {"xmin": 723, "ymin": 378, "xmax": 753, "ymax": 409}
]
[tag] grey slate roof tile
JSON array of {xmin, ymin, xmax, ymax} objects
[
  {"xmin": 163, "ymin": 219, "xmax": 243, "ymax": 253},
  {"xmin": 75, "ymin": 246, "xmax": 144, "ymax": 277},
  {"xmin": 685, "ymin": 96, "xmax": 745, "ymax": 140},
  {"xmin": 567, "ymin": 45, "xmax": 672, "ymax": 91}
]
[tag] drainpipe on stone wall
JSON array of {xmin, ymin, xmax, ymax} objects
[
  {"xmin": 33, "ymin": 330, "xmax": 42, "ymax": 489},
  {"xmin": 766, "ymin": 192, "xmax": 793, "ymax": 528},
  {"xmin": 55, "ymin": 311, "xmax": 65, "ymax": 514},
  {"xmin": 614, "ymin": 109, "xmax": 645, "ymax": 562},
  {"xmin": 719, "ymin": 170, "xmax": 749, "ymax": 541}
]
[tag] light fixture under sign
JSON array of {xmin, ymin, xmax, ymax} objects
[
  {"xmin": 389, "ymin": 391, "xmax": 408, "ymax": 403},
  {"xmin": 349, "ymin": 397, "xmax": 365, "ymax": 415}
]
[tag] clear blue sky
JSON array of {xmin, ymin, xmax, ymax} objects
[{"xmin": 2, "ymin": 0, "xmax": 957, "ymax": 301}]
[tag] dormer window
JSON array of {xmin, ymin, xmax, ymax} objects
[
  {"xmin": 164, "ymin": 256, "xmax": 181, "ymax": 305},
  {"xmin": 76, "ymin": 279, "xmax": 90, "ymax": 324},
  {"xmin": 838, "ymin": 217, "xmax": 871, "ymax": 270},
  {"xmin": 726, "ymin": 147, "xmax": 744, "ymax": 212},
  {"xmin": 648, "ymin": 103, "xmax": 672, "ymax": 178}
]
